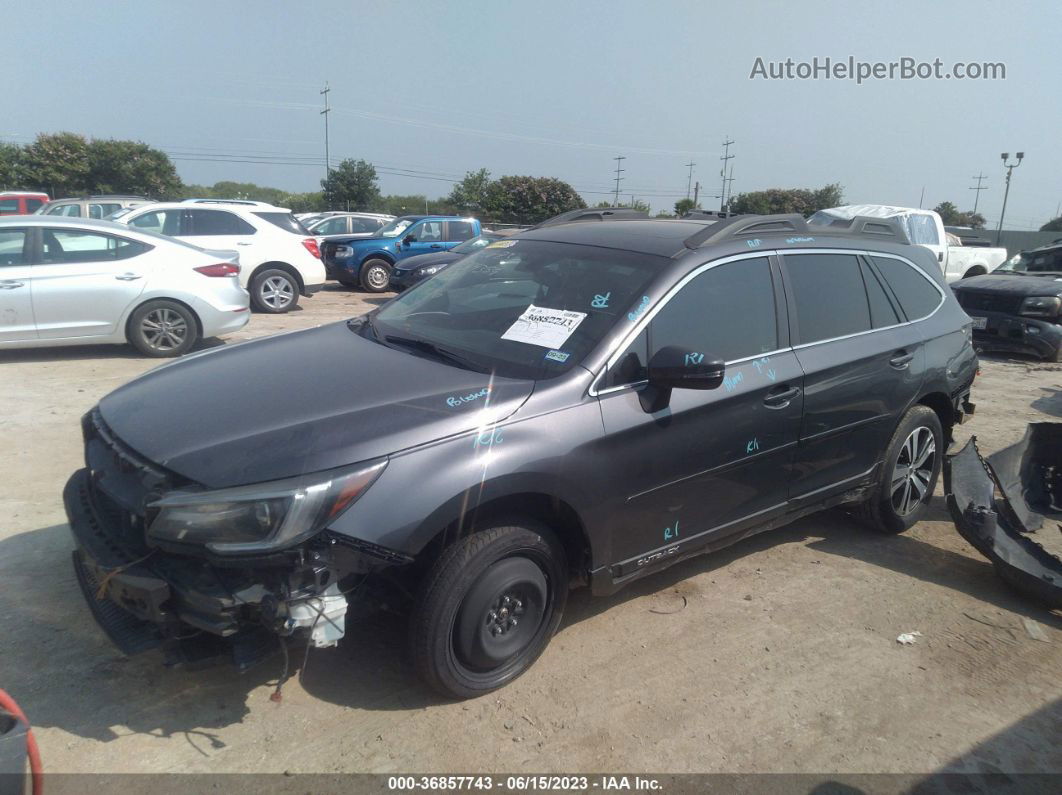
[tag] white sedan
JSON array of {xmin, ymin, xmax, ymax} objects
[{"xmin": 0, "ymin": 216, "xmax": 249, "ymax": 357}]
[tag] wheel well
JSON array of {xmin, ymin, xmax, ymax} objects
[
  {"xmin": 125, "ymin": 297, "xmax": 202, "ymax": 342},
  {"xmin": 918, "ymin": 392, "xmax": 955, "ymax": 443},
  {"xmin": 250, "ymin": 261, "xmax": 304, "ymax": 292},
  {"xmin": 962, "ymin": 265, "xmax": 987, "ymax": 278},
  {"xmin": 362, "ymin": 255, "xmax": 395, "ymax": 268},
  {"xmin": 421, "ymin": 492, "xmax": 592, "ymax": 583}
]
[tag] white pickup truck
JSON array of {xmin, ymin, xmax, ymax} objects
[{"xmin": 810, "ymin": 204, "xmax": 1008, "ymax": 283}]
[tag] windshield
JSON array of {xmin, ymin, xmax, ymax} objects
[
  {"xmin": 452, "ymin": 234, "xmax": 498, "ymax": 254},
  {"xmin": 375, "ymin": 218, "xmax": 415, "ymax": 238},
  {"xmin": 371, "ymin": 239, "xmax": 664, "ymax": 379},
  {"xmin": 995, "ymin": 248, "xmax": 1062, "ymax": 274}
]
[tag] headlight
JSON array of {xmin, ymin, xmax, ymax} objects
[
  {"xmin": 335, "ymin": 245, "xmax": 352, "ymax": 258},
  {"xmin": 417, "ymin": 266, "xmax": 440, "ymax": 276},
  {"xmin": 147, "ymin": 459, "xmax": 387, "ymax": 554},
  {"xmin": 1019, "ymin": 296, "xmax": 1061, "ymax": 317}
]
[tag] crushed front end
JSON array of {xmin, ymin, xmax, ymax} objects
[{"xmin": 64, "ymin": 409, "xmax": 410, "ymax": 670}]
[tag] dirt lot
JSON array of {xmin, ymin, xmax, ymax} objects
[{"xmin": 1, "ymin": 285, "xmax": 1059, "ymax": 777}]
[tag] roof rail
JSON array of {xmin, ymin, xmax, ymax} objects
[
  {"xmin": 681, "ymin": 209, "xmax": 744, "ymax": 221},
  {"xmin": 683, "ymin": 213, "xmax": 910, "ymax": 249},
  {"xmin": 531, "ymin": 207, "xmax": 649, "ymax": 229}
]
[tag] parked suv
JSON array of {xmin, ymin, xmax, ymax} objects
[
  {"xmin": 951, "ymin": 239, "xmax": 1062, "ymax": 361},
  {"xmin": 65, "ymin": 212, "xmax": 977, "ymax": 698},
  {"xmin": 115, "ymin": 202, "xmax": 326, "ymax": 313},
  {"xmin": 322, "ymin": 215, "xmax": 480, "ymax": 292},
  {"xmin": 0, "ymin": 191, "xmax": 49, "ymax": 215},
  {"xmin": 307, "ymin": 212, "xmax": 394, "ymax": 238},
  {"xmin": 37, "ymin": 195, "xmax": 152, "ymax": 219}
]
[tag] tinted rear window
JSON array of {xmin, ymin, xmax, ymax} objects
[
  {"xmin": 870, "ymin": 256, "xmax": 943, "ymax": 320},
  {"xmin": 253, "ymin": 212, "xmax": 310, "ymax": 235},
  {"xmin": 785, "ymin": 253, "xmax": 872, "ymax": 344}
]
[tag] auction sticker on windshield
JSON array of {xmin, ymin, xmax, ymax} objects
[
  {"xmin": 502, "ymin": 305, "xmax": 587, "ymax": 349},
  {"xmin": 486, "ymin": 240, "xmax": 517, "ymax": 248}
]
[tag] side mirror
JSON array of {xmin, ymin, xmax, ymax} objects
[
  {"xmin": 403, "ymin": 234, "xmax": 416, "ymax": 245},
  {"xmin": 640, "ymin": 346, "xmax": 725, "ymax": 413}
]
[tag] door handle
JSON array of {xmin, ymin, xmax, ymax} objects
[
  {"xmin": 114, "ymin": 273, "xmax": 143, "ymax": 281},
  {"xmin": 763, "ymin": 385, "xmax": 801, "ymax": 409},
  {"xmin": 889, "ymin": 351, "xmax": 914, "ymax": 369},
  {"xmin": 236, "ymin": 242, "xmax": 252, "ymax": 246},
  {"xmin": 0, "ymin": 280, "xmax": 24, "ymax": 289},
  {"xmin": 430, "ymin": 244, "xmax": 443, "ymax": 249}
]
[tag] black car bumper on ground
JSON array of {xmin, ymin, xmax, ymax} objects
[
  {"xmin": 969, "ymin": 313, "xmax": 1062, "ymax": 360},
  {"xmin": 388, "ymin": 268, "xmax": 423, "ymax": 292}
]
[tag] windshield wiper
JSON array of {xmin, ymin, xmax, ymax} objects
[{"xmin": 383, "ymin": 335, "xmax": 489, "ymax": 373}]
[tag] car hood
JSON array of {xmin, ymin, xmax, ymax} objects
[
  {"xmin": 394, "ymin": 251, "xmax": 463, "ymax": 271},
  {"xmin": 955, "ymin": 274, "xmax": 1062, "ymax": 296},
  {"xmin": 98, "ymin": 322, "xmax": 535, "ymax": 488}
]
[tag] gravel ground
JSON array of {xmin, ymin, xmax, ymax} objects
[{"xmin": 0, "ymin": 284, "xmax": 1059, "ymax": 777}]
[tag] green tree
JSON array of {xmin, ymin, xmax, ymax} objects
[
  {"xmin": 86, "ymin": 139, "xmax": 182, "ymax": 198},
  {"xmin": 1041, "ymin": 217, "xmax": 1062, "ymax": 232},
  {"xmin": 933, "ymin": 201, "xmax": 961, "ymax": 225},
  {"xmin": 729, "ymin": 183, "xmax": 845, "ymax": 216},
  {"xmin": 20, "ymin": 132, "xmax": 90, "ymax": 197},
  {"xmin": 0, "ymin": 143, "xmax": 23, "ymax": 189},
  {"xmin": 321, "ymin": 159, "xmax": 380, "ymax": 210},
  {"xmin": 674, "ymin": 197, "xmax": 697, "ymax": 216},
  {"xmin": 447, "ymin": 168, "xmax": 492, "ymax": 215},
  {"xmin": 483, "ymin": 176, "xmax": 586, "ymax": 224}
]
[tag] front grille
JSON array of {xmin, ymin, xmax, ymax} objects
[{"xmin": 956, "ymin": 290, "xmax": 1023, "ymax": 315}]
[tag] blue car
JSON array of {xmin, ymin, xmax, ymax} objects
[
  {"xmin": 321, "ymin": 215, "xmax": 482, "ymax": 292},
  {"xmin": 388, "ymin": 232, "xmax": 505, "ymax": 292}
]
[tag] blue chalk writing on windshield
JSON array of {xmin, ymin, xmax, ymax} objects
[
  {"xmin": 591, "ymin": 292, "xmax": 611, "ymax": 309},
  {"xmin": 786, "ymin": 236, "xmax": 815, "ymax": 243},
  {"xmin": 746, "ymin": 239, "xmax": 762, "ymax": 248},
  {"xmin": 628, "ymin": 295, "xmax": 651, "ymax": 322},
  {"xmin": 746, "ymin": 438, "xmax": 760, "ymax": 454}
]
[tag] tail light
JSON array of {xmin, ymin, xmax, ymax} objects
[
  {"xmin": 194, "ymin": 263, "xmax": 240, "ymax": 277},
  {"xmin": 302, "ymin": 238, "xmax": 321, "ymax": 258}
]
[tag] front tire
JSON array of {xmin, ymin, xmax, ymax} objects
[
  {"xmin": 858, "ymin": 405, "xmax": 943, "ymax": 534},
  {"xmin": 128, "ymin": 299, "xmax": 199, "ymax": 357},
  {"xmin": 410, "ymin": 523, "xmax": 568, "ymax": 699},
  {"xmin": 250, "ymin": 268, "xmax": 300, "ymax": 313},
  {"xmin": 360, "ymin": 258, "xmax": 392, "ymax": 293}
]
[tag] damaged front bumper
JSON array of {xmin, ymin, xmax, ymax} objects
[
  {"xmin": 943, "ymin": 427, "xmax": 1062, "ymax": 609},
  {"xmin": 64, "ymin": 467, "xmax": 406, "ymax": 669},
  {"xmin": 970, "ymin": 313, "xmax": 1062, "ymax": 360}
]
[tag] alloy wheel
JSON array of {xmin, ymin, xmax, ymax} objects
[
  {"xmin": 260, "ymin": 275, "xmax": 294, "ymax": 309},
  {"xmin": 891, "ymin": 426, "xmax": 936, "ymax": 516},
  {"xmin": 366, "ymin": 266, "xmax": 389, "ymax": 290},
  {"xmin": 140, "ymin": 307, "xmax": 189, "ymax": 352}
]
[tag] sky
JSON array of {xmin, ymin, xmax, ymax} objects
[{"xmin": 6, "ymin": 0, "xmax": 1060, "ymax": 229}]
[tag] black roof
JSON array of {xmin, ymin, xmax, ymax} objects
[{"xmin": 517, "ymin": 212, "xmax": 911, "ymax": 258}]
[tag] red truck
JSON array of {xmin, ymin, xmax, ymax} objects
[{"xmin": 0, "ymin": 191, "xmax": 49, "ymax": 215}]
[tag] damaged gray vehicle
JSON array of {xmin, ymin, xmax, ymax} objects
[{"xmin": 66, "ymin": 210, "xmax": 978, "ymax": 698}]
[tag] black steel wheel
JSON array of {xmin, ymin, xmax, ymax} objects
[{"xmin": 410, "ymin": 523, "xmax": 567, "ymax": 699}]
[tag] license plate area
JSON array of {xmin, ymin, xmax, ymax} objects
[{"xmin": 970, "ymin": 315, "xmax": 988, "ymax": 330}]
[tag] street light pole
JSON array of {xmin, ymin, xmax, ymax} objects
[{"xmin": 996, "ymin": 152, "xmax": 1024, "ymax": 245}]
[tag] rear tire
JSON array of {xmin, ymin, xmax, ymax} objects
[
  {"xmin": 128, "ymin": 299, "xmax": 199, "ymax": 358},
  {"xmin": 250, "ymin": 268, "xmax": 300, "ymax": 313},
  {"xmin": 858, "ymin": 405, "xmax": 943, "ymax": 534},
  {"xmin": 360, "ymin": 258, "xmax": 392, "ymax": 293},
  {"xmin": 409, "ymin": 522, "xmax": 568, "ymax": 699}
]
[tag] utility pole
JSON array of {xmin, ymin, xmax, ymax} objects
[
  {"xmin": 612, "ymin": 156, "xmax": 626, "ymax": 206},
  {"xmin": 320, "ymin": 81, "xmax": 331, "ymax": 204},
  {"xmin": 996, "ymin": 151, "xmax": 1024, "ymax": 245},
  {"xmin": 685, "ymin": 160, "xmax": 696, "ymax": 200},
  {"xmin": 719, "ymin": 138, "xmax": 734, "ymax": 212},
  {"xmin": 918, "ymin": 186, "xmax": 925, "ymax": 209},
  {"xmin": 723, "ymin": 162, "xmax": 735, "ymax": 211},
  {"xmin": 693, "ymin": 181, "xmax": 700, "ymax": 208},
  {"xmin": 969, "ymin": 172, "xmax": 988, "ymax": 214}
]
